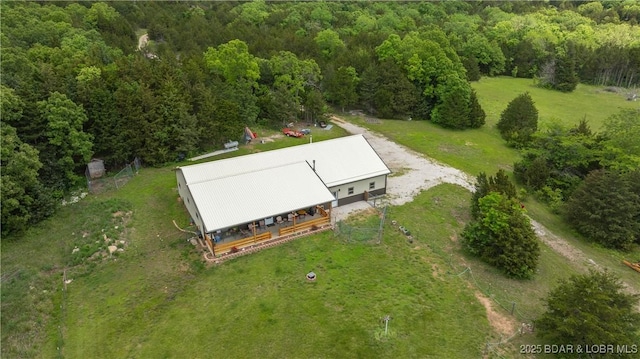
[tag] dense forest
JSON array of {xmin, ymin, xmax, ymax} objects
[{"xmin": 2, "ymin": 1, "xmax": 640, "ymax": 238}]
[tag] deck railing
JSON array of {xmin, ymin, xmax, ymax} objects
[
  {"xmin": 278, "ymin": 216, "xmax": 330, "ymax": 237},
  {"xmin": 211, "ymin": 207, "xmax": 331, "ymax": 255},
  {"xmin": 214, "ymin": 231, "xmax": 272, "ymax": 254}
]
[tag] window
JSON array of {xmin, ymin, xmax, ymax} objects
[
  {"xmin": 348, "ymin": 187, "xmax": 354, "ymax": 195},
  {"xmin": 187, "ymin": 197, "xmax": 190, "ymax": 203},
  {"xmin": 369, "ymin": 182, "xmax": 375, "ymax": 190}
]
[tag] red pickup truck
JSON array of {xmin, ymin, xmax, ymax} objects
[{"xmin": 282, "ymin": 128, "xmax": 304, "ymax": 138}]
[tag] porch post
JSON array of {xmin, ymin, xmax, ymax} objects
[{"xmin": 252, "ymin": 221, "xmax": 257, "ymax": 243}]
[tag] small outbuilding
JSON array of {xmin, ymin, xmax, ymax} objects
[{"xmin": 87, "ymin": 159, "xmax": 105, "ymax": 179}]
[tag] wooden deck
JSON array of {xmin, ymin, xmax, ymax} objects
[{"xmin": 210, "ymin": 210, "xmax": 331, "ymax": 256}]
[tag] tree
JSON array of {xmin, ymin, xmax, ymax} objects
[
  {"xmin": 537, "ymin": 53, "xmax": 579, "ymax": 93},
  {"xmin": 1, "ymin": 123, "xmax": 55, "ymax": 236},
  {"xmin": 325, "ymin": 66, "xmax": 359, "ymax": 112},
  {"xmin": 497, "ymin": 92, "xmax": 538, "ymax": 147},
  {"xmin": 143, "ymin": 80, "xmax": 198, "ymax": 164},
  {"xmin": 462, "ymin": 55, "xmax": 481, "ymax": 81},
  {"xmin": 471, "ymin": 169, "xmax": 517, "ymax": 219},
  {"xmin": 314, "ymin": 29, "xmax": 344, "ymax": 59},
  {"xmin": 625, "ymin": 169, "xmax": 640, "ymax": 245},
  {"xmin": 536, "ymin": 270, "xmax": 640, "ymax": 348},
  {"xmin": 204, "ymin": 39, "xmax": 260, "ymax": 83},
  {"xmin": 514, "ymin": 155, "xmax": 550, "ymax": 190},
  {"xmin": 565, "ymin": 169, "xmax": 639, "ymax": 250},
  {"xmin": 358, "ymin": 60, "xmax": 419, "ymax": 119},
  {"xmin": 0, "ymin": 85, "xmax": 24, "ymax": 126},
  {"xmin": 554, "ymin": 53, "xmax": 579, "ymax": 92},
  {"xmin": 601, "ymin": 109, "xmax": 640, "ymax": 158},
  {"xmin": 204, "ymin": 40, "xmax": 261, "ymax": 124},
  {"xmin": 266, "ymin": 51, "xmax": 321, "ymax": 122},
  {"xmin": 513, "ymin": 121, "xmax": 606, "ymax": 198},
  {"xmin": 37, "ymin": 92, "xmax": 93, "ymax": 192},
  {"xmin": 462, "ymin": 192, "xmax": 540, "ymax": 279},
  {"xmin": 468, "ymin": 90, "xmax": 486, "ymax": 128},
  {"xmin": 430, "ymin": 86, "xmax": 471, "ymax": 129}
]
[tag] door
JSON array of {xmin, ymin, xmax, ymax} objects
[{"xmin": 332, "ymin": 191, "xmax": 339, "ymax": 207}]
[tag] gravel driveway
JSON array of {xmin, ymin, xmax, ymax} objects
[
  {"xmin": 330, "ymin": 116, "xmax": 474, "ymax": 207},
  {"xmin": 330, "ymin": 115, "xmax": 639, "ymax": 302}
]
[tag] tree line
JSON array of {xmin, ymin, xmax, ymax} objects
[{"xmin": 2, "ymin": 1, "xmax": 640, "ymax": 236}]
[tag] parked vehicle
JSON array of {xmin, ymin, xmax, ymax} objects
[{"xmin": 282, "ymin": 128, "xmax": 304, "ymax": 138}]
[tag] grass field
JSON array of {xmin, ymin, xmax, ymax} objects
[
  {"xmin": 471, "ymin": 76, "xmax": 639, "ymax": 130},
  {"xmin": 2, "ymin": 77, "xmax": 639, "ymax": 359}
]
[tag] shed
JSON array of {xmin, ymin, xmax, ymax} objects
[{"xmin": 87, "ymin": 159, "xmax": 105, "ymax": 179}]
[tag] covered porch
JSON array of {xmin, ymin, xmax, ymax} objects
[{"xmin": 204, "ymin": 206, "xmax": 331, "ymax": 256}]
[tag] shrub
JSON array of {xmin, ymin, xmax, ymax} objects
[
  {"xmin": 462, "ymin": 192, "xmax": 539, "ymax": 279},
  {"xmin": 536, "ymin": 270, "xmax": 640, "ymax": 347},
  {"xmin": 496, "ymin": 92, "xmax": 538, "ymax": 148}
]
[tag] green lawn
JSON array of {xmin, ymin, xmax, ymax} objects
[
  {"xmin": 471, "ymin": 76, "xmax": 639, "ymax": 130},
  {"xmin": 342, "ymin": 114, "xmax": 521, "ymax": 177}
]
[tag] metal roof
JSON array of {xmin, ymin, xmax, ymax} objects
[
  {"xmin": 179, "ymin": 134, "xmax": 390, "ymax": 188},
  {"xmin": 188, "ymin": 161, "xmax": 335, "ymax": 232}
]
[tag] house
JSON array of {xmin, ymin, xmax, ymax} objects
[{"xmin": 176, "ymin": 134, "xmax": 390, "ymax": 254}]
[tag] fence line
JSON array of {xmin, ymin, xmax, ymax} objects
[
  {"xmin": 384, "ymin": 206, "xmax": 536, "ymax": 356},
  {"xmin": 86, "ymin": 158, "xmax": 141, "ymax": 194}
]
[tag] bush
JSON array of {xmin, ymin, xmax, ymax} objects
[
  {"xmin": 536, "ymin": 270, "xmax": 640, "ymax": 348},
  {"xmin": 565, "ymin": 169, "xmax": 639, "ymax": 250},
  {"xmin": 462, "ymin": 192, "xmax": 539, "ymax": 279},
  {"xmin": 535, "ymin": 186, "xmax": 563, "ymax": 214},
  {"xmin": 496, "ymin": 92, "xmax": 538, "ymax": 148}
]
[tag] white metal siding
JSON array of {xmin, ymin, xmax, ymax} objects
[
  {"xmin": 328, "ymin": 174, "xmax": 387, "ymax": 200},
  {"xmin": 176, "ymin": 170, "xmax": 206, "ymax": 235}
]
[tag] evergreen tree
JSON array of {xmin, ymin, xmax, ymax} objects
[
  {"xmin": 144, "ymin": 80, "xmax": 198, "ymax": 164},
  {"xmin": 462, "ymin": 192, "xmax": 540, "ymax": 279},
  {"xmin": 433, "ymin": 88, "xmax": 471, "ymax": 129},
  {"xmin": 554, "ymin": 54, "xmax": 579, "ymax": 92},
  {"xmin": 569, "ymin": 116, "xmax": 592, "ymax": 136},
  {"xmin": 471, "ymin": 172, "xmax": 490, "ymax": 219},
  {"xmin": 471, "ymin": 170, "xmax": 517, "ymax": 219},
  {"xmin": 490, "ymin": 169, "xmax": 517, "ymax": 198},
  {"xmin": 467, "ymin": 90, "xmax": 486, "ymax": 128},
  {"xmin": 536, "ymin": 270, "xmax": 640, "ymax": 348},
  {"xmin": 462, "ymin": 55, "xmax": 481, "ymax": 81},
  {"xmin": 515, "ymin": 156, "xmax": 551, "ymax": 190},
  {"xmin": 565, "ymin": 169, "xmax": 640, "ymax": 250},
  {"xmin": 497, "ymin": 92, "xmax": 538, "ymax": 147},
  {"xmin": 625, "ymin": 169, "xmax": 640, "ymax": 244},
  {"xmin": 325, "ymin": 66, "xmax": 359, "ymax": 112}
]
